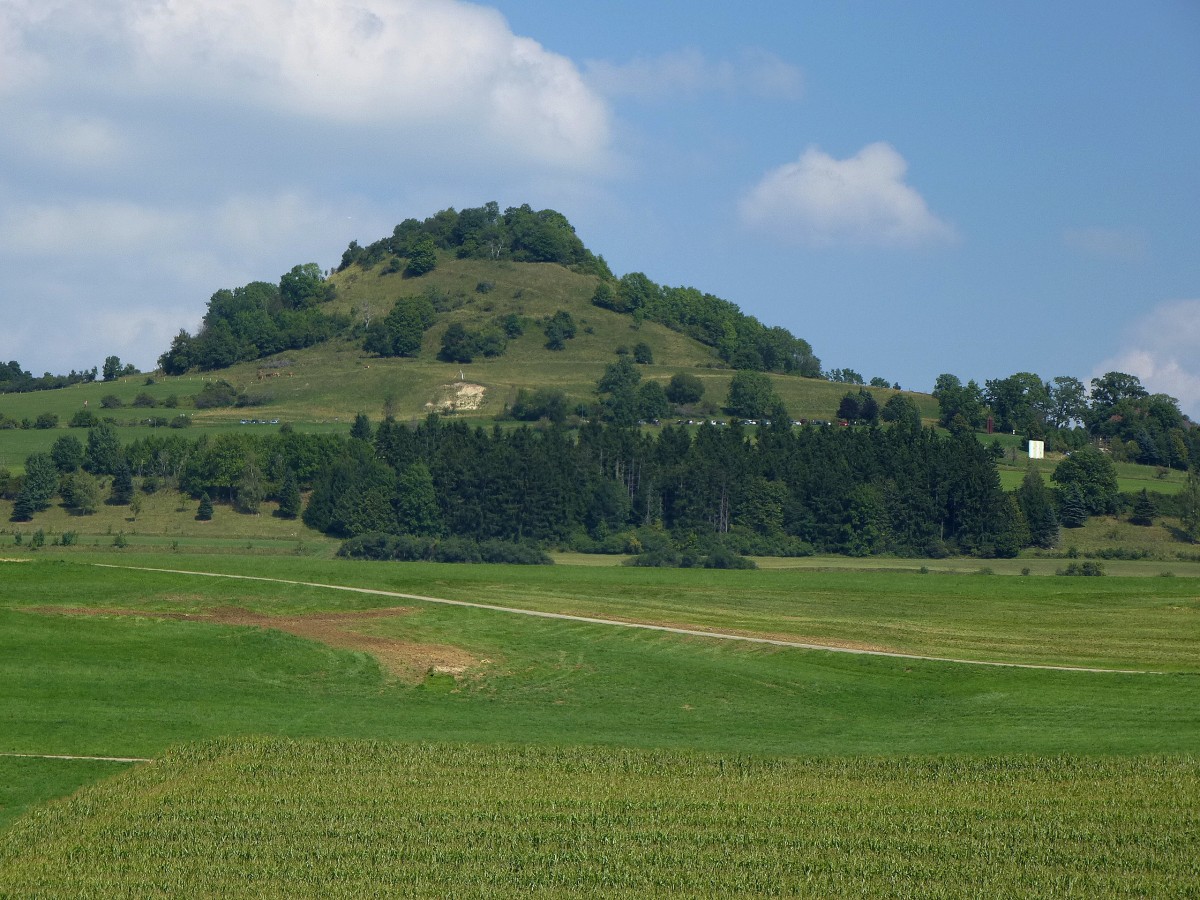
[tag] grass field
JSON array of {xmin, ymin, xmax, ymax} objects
[
  {"xmin": 1, "ymin": 738, "xmax": 1195, "ymax": 898},
  {"xmin": 2, "ymin": 550, "xmax": 1198, "ymax": 893}
]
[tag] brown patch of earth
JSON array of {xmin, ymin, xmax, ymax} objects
[{"xmin": 25, "ymin": 605, "xmax": 480, "ymax": 683}]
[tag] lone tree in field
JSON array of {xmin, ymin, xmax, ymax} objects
[{"xmin": 196, "ymin": 492, "xmax": 214, "ymax": 522}]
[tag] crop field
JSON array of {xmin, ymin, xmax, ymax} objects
[
  {"xmin": 1, "ymin": 739, "xmax": 1196, "ymax": 897},
  {"xmin": 2, "ymin": 551, "xmax": 1198, "ymax": 894}
]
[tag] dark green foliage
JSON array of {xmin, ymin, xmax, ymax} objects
[
  {"xmin": 511, "ymin": 388, "xmax": 569, "ymax": 424},
  {"xmin": 1129, "ymin": 489, "xmax": 1157, "ymax": 526},
  {"xmin": 543, "ymin": 310, "xmax": 577, "ymax": 351},
  {"xmin": 339, "ymin": 202, "xmax": 609, "ymax": 276},
  {"xmin": 10, "ymin": 490, "xmax": 35, "ymax": 521},
  {"xmin": 633, "ymin": 342, "xmax": 654, "ymax": 364},
  {"xmin": 338, "ymin": 532, "xmax": 553, "ymax": 565},
  {"xmin": 68, "ymin": 409, "xmax": 99, "ymax": 428},
  {"xmin": 132, "ymin": 392, "xmax": 157, "ymax": 408},
  {"xmin": 234, "ymin": 460, "xmax": 264, "ymax": 514},
  {"xmin": 438, "ymin": 323, "xmax": 477, "ymax": 363},
  {"xmin": 61, "ymin": 470, "xmax": 101, "ymax": 513},
  {"xmin": 350, "ymin": 414, "xmax": 373, "ymax": 441},
  {"xmin": 393, "ymin": 462, "xmax": 442, "ymax": 536},
  {"xmin": 881, "ymin": 394, "xmax": 921, "ymax": 429},
  {"xmin": 276, "ymin": 469, "xmax": 301, "ymax": 519},
  {"xmin": 933, "ymin": 374, "xmax": 988, "ymax": 430},
  {"xmin": 403, "ymin": 240, "xmax": 438, "ymax": 278},
  {"xmin": 34, "ymin": 412, "xmax": 58, "ymax": 429},
  {"xmin": 193, "ymin": 380, "xmax": 243, "ymax": 409},
  {"xmin": 84, "ymin": 423, "xmax": 123, "ymax": 475},
  {"xmin": 1057, "ymin": 483, "xmax": 1089, "ymax": 529},
  {"xmin": 0, "ymin": 359, "xmax": 96, "ymax": 393},
  {"xmin": 100, "ymin": 395, "xmax": 122, "ymax": 409},
  {"xmin": 108, "ymin": 460, "xmax": 134, "ymax": 506},
  {"xmin": 18, "ymin": 452, "xmax": 58, "ymax": 512},
  {"xmin": 592, "ymin": 273, "xmax": 818, "ymax": 376},
  {"xmin": 666, "ymin": 373, "xmax": 704, "ymax": 406},
  {"xmin": 279, "ymin": 263, "xmax": 335, "ymax": 308},
  {"xmin": 363, "ymin": 295, "xmax": 437, "ymax": 357},
  {"xmin": 1058, "ymin": 561, "xmax": 1106, "ymax": 576},
  {"xmin": 50, "ymin": 435, "xmax": 84, "ymax": 472},
  {"xmin": 196, "ymin": 492, "xmax": 213, "ymax": 521},
  {"xmin": 1016, "ymin": 468, "xmax": 1058, "ymax": 548},
  {"xmin": 825, "ymin": 368, "xmax": 864, "ymax": 384},
  {"xmin": 636, "ymin": 381, "xmax": 670, "ymax": 421},
  {"xmin": 1052, "ymin": 446, "xmax": 1119, "ymax": 516},
  {"xmin": 726, "ymin": 372, "xmax": 779, "ymax": 418},
  {"xmin": 102, "ymin": 355, "xmax": 122, "ymax": 382},
  {"xmin": 159, "ymin": 274, "xmax": 345, "ymax": 374},
  {"xmin": 837, "ymin": 392, "xmax": 860, "ymax": 422}
]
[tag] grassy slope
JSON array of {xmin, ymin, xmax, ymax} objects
[{"xmin": 2, "ymin": 739, "xmax": 1195, "ymax": 898}]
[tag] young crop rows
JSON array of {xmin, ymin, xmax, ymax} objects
[{"xmin": 1, "ymin": 738, "xmax": 1196, "ymax": 897}]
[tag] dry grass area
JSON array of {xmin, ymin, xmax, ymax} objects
[{"xmin": 26, "ymin": 605, "xmax": 480, "ymax": 683}]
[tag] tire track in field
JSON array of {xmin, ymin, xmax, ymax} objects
[
  {"xmin": 0, "ymin": 752, "xmax": 151, "ymax": 762},
  {"xmin": 92, "ymin": 564, "xmax": 1167, "ymax": 675}
]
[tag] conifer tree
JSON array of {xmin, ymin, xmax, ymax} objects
[
  {"xmin": 1016, "ymin": 467, "xmax": 1058, "ymax": 548},
  {"xmin": 109, "ymin": 460, "xmax": 134, "ymax": 506},
  {"xmin": 196, "ymin": 492, "xmax": 214, "ymax": 521},
  {"xmin": 1129, "ymin": 488, "xmax": 1156, "ymax": 527},
  {"xmin": 276, "ymin": 469, "xmax": 301, "ymax": 519}
]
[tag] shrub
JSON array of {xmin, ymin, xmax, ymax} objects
[
  {"xmin": 34, "ymin": 412, "xmax": 59, "ymax": 429},
  {"xmin": 100, "ymin": 394, "xmax": 123, "ymax": 409}
]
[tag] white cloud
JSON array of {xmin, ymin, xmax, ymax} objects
[
  {"xmin": 739, "ymin": 143, "xmax": 956, "ymax": 247},
  {"xmin": 1094, "ymin": 299, "xmax": 1200, "ymax": 419},
  {"xmin": 586, "ymin": 47, "xmax": 803, "ymax": 101},
  {"xmin": 0, "ymin": 191, "xmax": 373, "ymax": 373},
  {"xmin": 1, "ymin": 0, "xmax": 611, "ymax": 171},
  {"xmin": 1063, "ymin": 227, "xmax": 1147, "ymax": 262}
]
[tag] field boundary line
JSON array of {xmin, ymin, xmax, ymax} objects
[
  {"xmin": 0, "ymin": 752, "xmax": 151, "ymax": 763},
  {"xmin": 92, "ymin": 564, "xmax": 1168, "ymax": 675}
]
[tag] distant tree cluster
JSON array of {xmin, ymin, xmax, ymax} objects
[
  {"xmin": 158, "ymin": 265, "xmax": 345, "ymax": 374},
  {"xmin": 933, "ymin": 370, "xmax": 1198, "ymax": 469},
  {"xmin": 590, "ymin": 272, "xmax": 820, "ymax": 377},
  {"xmin": 0, "ymin": 360, "xmax": 98, "ymax": 394},
  {"xmin": 338, "ymin": 202, "xmax": 612, "ymax": 278}
]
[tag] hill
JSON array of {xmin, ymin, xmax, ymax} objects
[{"xmin": 147, "ymin": 202, "xmax": 863, "ymax": 425}]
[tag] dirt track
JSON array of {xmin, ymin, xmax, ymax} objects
[{"xmin": 90, "ymin": 563, "xmax": 1164, "ymax": 675}]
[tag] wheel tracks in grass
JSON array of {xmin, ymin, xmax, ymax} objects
[{"xmin": 91, "ymin": 563, "xmax": 1172, "ymax": 675}]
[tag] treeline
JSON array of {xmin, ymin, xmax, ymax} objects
[
  {"xmin": 0, "ymin": 360, "xmax": 98, "ymax": 394},
  {"xmin": 298, "ymin": 416, "xmax": 1027, "ymax": 558},
  {"xmin": 935, "ymin": 370, "xmax": 1198, "ymax": 469},
  {"xmin": 9, "ymin": 416, "xmax": 1200, "ymax": 554},
  {"xmin": 591, "ymin": 273, "xmax": 821, "ymax": 377},
  {"xmin": 337, "ymin": 202, "xmax": 611, "ymax": 278},
  {"xmin": 158, "ymin": 265, "xmax": 346, "ymax": 374}
]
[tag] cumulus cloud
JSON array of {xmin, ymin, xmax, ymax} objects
[
  {"xmin": 586, "ymin": 47, "xmax": 803, "ymax": 101},
  {"xmin": 1, "ymin": 0, "xmax": 611, "ymax": 170},
  {"xmin": 1063, "ymin": 226, "xmax": 1148, "ymax": 262},
  {"xmin": 1094, "ymin": 299, "xmax": 1200, "ymax": 420},
  {"xmin": 739, "ymin": 143, "xmax": 956, "ymax": 247},
  {"xmin": 0, "ymin": 191, "xmax": 371, "ymax": 373}
]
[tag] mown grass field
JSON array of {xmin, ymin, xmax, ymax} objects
[
  {"xmin": 1, "ymin": 550, "xmax": 1198, "ymax": 893},
  {"xmin": 2, "ymin": 738, "xmax": 1195, "ymax": 898}
]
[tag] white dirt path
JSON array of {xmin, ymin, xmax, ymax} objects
[{"xmin": 92, "ymin": 564, "xmax": 1166, "ymax": 675}]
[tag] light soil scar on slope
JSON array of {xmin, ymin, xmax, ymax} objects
[{"xmin": 24, "ymin": 605, "xmax": 479, "ymax": 683}]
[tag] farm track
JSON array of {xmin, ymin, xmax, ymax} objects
[{"xmin": 93, "ymin": 564, "xmax": 1167, "ymax": 675}]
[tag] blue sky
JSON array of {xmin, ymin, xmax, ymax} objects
[{"xmin": 2, "ymin": 0, "xmax": 1198, "ymax": 415}]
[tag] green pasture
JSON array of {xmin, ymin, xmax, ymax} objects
[
  {"xmin": 2, "ymin": 739, "xmax": 1195, "ymax": 898},
  {"xmin": 2, "ymin": 552, "xmax": 1197, "ymax": 892}
]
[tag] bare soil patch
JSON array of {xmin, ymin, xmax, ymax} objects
[
  {"xmin": 425, "ymin": 381, "xmax": 486, "ymax": 413},
  {"xmin": 25, "ymin": 605, "xmax": 479, "ymax": 682}
]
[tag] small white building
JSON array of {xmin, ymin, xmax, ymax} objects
[{"xmin": 1028, "ymin": 439, "xmax": 1045, "ymax": 459}]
